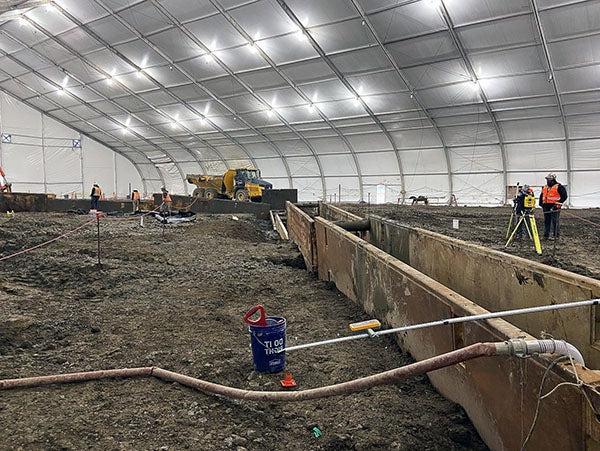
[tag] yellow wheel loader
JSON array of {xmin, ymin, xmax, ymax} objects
[{"xmin": 187, "ymin": 168, "xmax": 272, "ymax": 202}]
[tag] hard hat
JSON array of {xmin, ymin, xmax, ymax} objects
[
  {"xmin": 522, "ymin": 184, "xmax": 530, "ymax": 190},
  {"xmin": 545, "ymin": 173, "xmax": 557, "ymax": 180}
]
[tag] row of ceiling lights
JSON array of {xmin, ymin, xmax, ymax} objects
[
  {"xmin": 20, "ymin": 4, "xmax": 325, "ymax": 135},
  {"xmin": 17, "ymin": 0, "xmax": 479, "ymax": 136}
]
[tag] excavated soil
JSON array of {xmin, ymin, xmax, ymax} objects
[
  {"xmin": 344, "ymin": 204, "xmax": 600, "ymax": 280},
  {"xmin": 0, "ymin": 212, "xmax": 486, "ymax": 450}
]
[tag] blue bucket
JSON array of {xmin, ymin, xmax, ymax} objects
[{"xmin": 244, "ymin": 306, "xmax": 286, "ymax": 373}]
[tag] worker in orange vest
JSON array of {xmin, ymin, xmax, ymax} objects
[
  {"xmin": 161, "ymin": 187, "xmax": 172, "ymax": 215},
  {"xmin": 0, "ymin": 166, "xmax": 11, "ymax": 193},
  {"xmin": 131, "ymin": 189, "xmax": 141, "ymax": 213},
  {"xmin": 90, "ymin": 183, "xmax": 102, "ymax": 210},
  {"xmin": 539, "ymin": 173, "xmax": 568, "ymax": 239}
]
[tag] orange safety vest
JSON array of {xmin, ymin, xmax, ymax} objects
[
  {"xmin": 132, "ymin": 191, "xmax": 140, "ymax": 201},
  {"xmin": 163, "ymin": 193, "xmax": 172, "ymax": 203},
  {"xmin": 541, "ymin": 184, "xmax": 561, "ymax": 204},
  {"xmin": 92, "ymin": 186, "xmax": 102, "ymax": 197}
]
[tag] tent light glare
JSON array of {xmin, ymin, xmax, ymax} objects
[
  {"xmin": 296, "ymin": 30, "xmax": 309, "ymax": 42},
  {"xmin": 205, "ymin": 53, "xmax": 215, "ymax": 63}
]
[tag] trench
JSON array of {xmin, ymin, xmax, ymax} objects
[{"xmin": 288, "ymin": 202, "xmax": 600, "ymax": 450}]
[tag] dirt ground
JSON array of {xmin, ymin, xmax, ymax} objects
[
  {"xmin": 0, "ymin": 212, "xmax": 486, "ymax": 450},
  {"xmin": 344, "ymin": 204, "xmax": 600, "ymax": 280}
]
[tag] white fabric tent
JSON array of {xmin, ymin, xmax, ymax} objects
[{"xmin": 0, "ymin": 0, "xmax": 598, "ymax": 205}]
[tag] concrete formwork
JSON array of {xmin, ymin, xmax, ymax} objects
[
  {"xmin": 320, "ymin": 202, "xmax": 362, "ymax": 222},
  {"xmin": 318, "ymin": 203, "xmax": 600, "ymax": 367},
  {"xmin": 262, "ymin": 189, "xmax": 297, "ymax": 211},
  {"xmin": 0, "ymin": 193, "xmax": 151, "ymax": 214},
  {"xmin": 285, "ymin": 202, "xmax": 600, "ymax": 449},
  {"xmin": 0, "ymin": 193, "xmax": 54, "ymax": 212},
  {"xmin": 367, "ymin": 215, "xmax": 600, "ymax": 369},
  {"xmin": 153, "ymin": 194, "xmax": 271, "ymax": 220},
  {"xmin": 286, "ymin": 201, "xmax": 317, "ymax": 272},
  {"xmin": 312, "ymin": 216, "xmax": 600, "ymax": 450}
]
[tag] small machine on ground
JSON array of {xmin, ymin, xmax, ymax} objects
[
  {"xmin": 505, "ymin": 187, "xmax": 542, "ymax": 254},
  {"xmin": 187, "ymin": 168, "xmax": 272, "ymax": 202}
]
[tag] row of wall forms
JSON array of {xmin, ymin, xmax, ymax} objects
[
  {"xmin": 287, "ymin": 202, "xmax": 600, "ymax": 450},
  {"xmin": 318, "ymin": 203, "xmax": 600, "ymax": 369}
]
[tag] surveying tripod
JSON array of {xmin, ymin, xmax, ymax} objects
[{"xmin": 505, "ymin": 192, "xmax": 542, "ymax": 255}]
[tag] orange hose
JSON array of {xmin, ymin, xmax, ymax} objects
[{"xmin": 0, "ymin": 343, "xmax": 496, "ymax": 401}]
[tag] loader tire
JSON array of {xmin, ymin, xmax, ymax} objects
[
  {"xmin": 235, "ymin": 189, "xmax": 250, "ymax": 202},
  {"xmin": 205, "ymin": 188, "xmax": 219, "ymax": 200},
  {"xmin": 192, "ymin": 188, "xmax": 205, "ymax": 198}
]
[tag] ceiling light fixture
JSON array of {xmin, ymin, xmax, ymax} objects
[
  {"xmin": 267, "ymin": 109, "xmax": 274, "ymax": 118},
  {"xmin": 248, "ymin": 42, "xmax": 258, "ymax": 54},
  {"xmin": 307, "ymin": 103, "xmax": 315, "ymax": 111},
  {"xmin": 296, "ymin": 30, "xmax": 309, "ymax": 42}
]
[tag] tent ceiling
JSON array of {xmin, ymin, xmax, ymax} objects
[{"xmin": 0, "ymin": 0, "xmax": 597, "ymax": 201}]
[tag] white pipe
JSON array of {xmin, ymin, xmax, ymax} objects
[
  {"xmin": 283, "ymin": 298, "xmax": 600, "ymax": 353},
  {"xmin": 495, "ymin": 339, "xmax": 585, "ymax": 365}
]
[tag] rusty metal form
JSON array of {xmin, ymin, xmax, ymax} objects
[
  {"xmin": 366, "ymin": 213, "xmax": 600, "ymax": 368},
  {"xmin": 288, "ymin": 206, "xmax": 600, "ymax": 449},
  {"xmin": 286, "ymin": 201, "xmax": 317, "ymax": 272},
  {"xmin": 0, "ymin": 193, "xmax": 50, "ymax": 212}
]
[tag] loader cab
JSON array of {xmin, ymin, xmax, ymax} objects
[{"xmin": 234, "ymin": 169, "xmax": 259, "ymax": 187}]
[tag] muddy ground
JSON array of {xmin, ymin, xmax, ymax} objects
[
  {"xmin": 344, "ymin": 204, "xmax": 600, "ymax": 280},
  {"xmin": 0, "ymin": 212, "xmax": 486, "ymax": 450}
]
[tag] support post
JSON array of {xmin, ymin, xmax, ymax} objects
[{"xmin": 96, "ymin": 213, "xmax": 101, "ymax": 266}]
